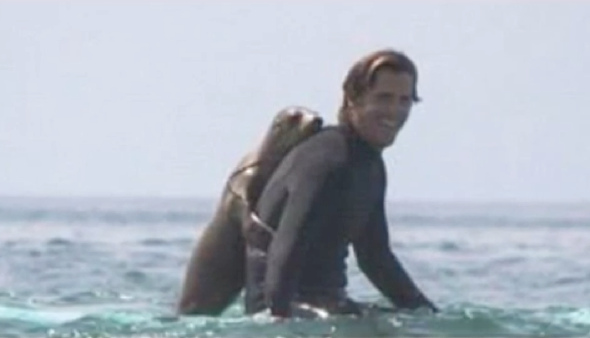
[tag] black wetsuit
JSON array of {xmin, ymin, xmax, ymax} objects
[{"xmin": 243, "ymin": 125, "xmax": 435, "ymax": 317}]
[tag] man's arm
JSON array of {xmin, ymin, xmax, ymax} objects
[
  {"xmin": 262, "ymin": 130, "xmax": 348, "ymax": 317},
  {"xmin": 352, "ymin": 199, "xmax": 437, "ymax": 312}
]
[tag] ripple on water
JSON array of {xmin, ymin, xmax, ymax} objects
[{"xmin": 0, "ymin": 304, "xmax": 588, "ymax": 338}]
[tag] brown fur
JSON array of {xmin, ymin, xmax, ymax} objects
[{"xmin": 177, "ymin": 106, "xmax": 323, "ymax": 316}]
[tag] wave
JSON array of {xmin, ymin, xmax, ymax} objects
[
  {"xmin": 0, "ymin": 197, "xmax": 588, "ymax": 227},
  {"xmin": 1, "ymin": 303, "xmax": 589, "ymax": 337}
]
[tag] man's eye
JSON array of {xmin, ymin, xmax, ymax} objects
[{"xmin": 400, "ymin": 96, "xmax": 411, "ymax": 105}]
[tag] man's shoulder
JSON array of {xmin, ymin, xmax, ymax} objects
[
  {"xmin": 299, "ymin": 125, "xmax": 348, "ymax": 152},
  {"xmin": 287, "ymin": 125, "xmax": 349, "ymax": 166}
]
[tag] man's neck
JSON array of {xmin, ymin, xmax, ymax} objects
[{"xmin": 337, "ymin": 123, "xmax": 384, "ymax": 156}]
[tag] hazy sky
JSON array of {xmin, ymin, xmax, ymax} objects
[{"xmin": 1, "ymin": 1, "xmax": 589, "ymax": 203}]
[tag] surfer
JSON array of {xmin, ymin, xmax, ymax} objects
[{"xmin": 242, "ymin": 48, "xmax": 438, "ymax": 318}]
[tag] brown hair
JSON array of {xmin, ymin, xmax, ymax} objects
[{"xmin": 338, "ymin": 48, "xmax": 421, "ymax": 125}]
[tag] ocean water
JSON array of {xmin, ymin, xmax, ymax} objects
[{"xmin": 0, "ymin": 197, "xmax": 589, "ymax": 338}]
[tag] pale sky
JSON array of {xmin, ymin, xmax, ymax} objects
[{"xmin": 1, "ymin": 1, "xmax": 589, "ymax": 203}]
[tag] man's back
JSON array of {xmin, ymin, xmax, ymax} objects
[{"xmin": 244, "ymin": 126, "xmax": 387, "ymax": 315}]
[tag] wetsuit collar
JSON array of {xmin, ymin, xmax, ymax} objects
[{"xmin": 338, "ymin": 124, "xmax": 383, "ymax": 156}]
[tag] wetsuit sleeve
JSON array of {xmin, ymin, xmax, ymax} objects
[
  {"xmin": 263, "ymin": 130, "xmax": 348, "ymax": 317},
  {"xmin": 353, "ymin": 198, "xmax": 438, "ymax": 312}
]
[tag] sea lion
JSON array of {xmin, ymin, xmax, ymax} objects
[{"xmin": 177, "ymin": 106, "xmax": 323, "ymax": 316}]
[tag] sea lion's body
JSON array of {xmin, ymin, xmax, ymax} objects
[{"xmin": 177, "ymin": 106, "xmax": 323, "ymax": 316}]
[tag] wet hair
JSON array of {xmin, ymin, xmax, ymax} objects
[{"xmin": 338, "ymin": 48, "xmax": 421, "ymax": 125}]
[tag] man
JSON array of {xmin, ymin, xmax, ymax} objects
[{"xmin": 243, "ymin": 48, "xmax": 438, "ymax": 318}]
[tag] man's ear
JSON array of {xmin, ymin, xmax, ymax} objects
[{"xmin": 346, "ymin": 97, "xmax": 358, "ymax": 110}]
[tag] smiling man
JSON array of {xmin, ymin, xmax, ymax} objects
[{"xmin": 243, "ymin": 48, "xmax": 438, "ymax": 318}]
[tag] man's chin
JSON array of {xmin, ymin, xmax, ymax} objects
[{"xmin": 370, "ymin": 133, "xmax": 397, "ymax": 150}]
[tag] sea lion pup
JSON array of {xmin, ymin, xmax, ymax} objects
[{"xmin": 177, "ymin": 106, "xmax": 323, "ymax": 316}]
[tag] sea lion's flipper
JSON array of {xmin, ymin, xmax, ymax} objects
[{"xmin": 177, "ymin": 195, "xmax": 245, "ymax": 315}]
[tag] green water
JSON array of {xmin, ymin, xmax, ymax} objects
[{"xmin": 1, "ymin": 198, "xmax": 589, "ymax": 337}]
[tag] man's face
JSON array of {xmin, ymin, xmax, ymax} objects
[{"xmin": 350, "ymin": 68, "xmax": 414, "ymax": 149}]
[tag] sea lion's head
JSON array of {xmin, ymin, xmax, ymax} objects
[
  {"xmin": 265, "ymin": 106, "xmax": 323, "ymax": 153},
  {"xmin": 245, "ymin": 106, "xmax": 323, "ymax": 204}
]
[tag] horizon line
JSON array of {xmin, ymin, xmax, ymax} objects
[{"xmin": 1, "ymin": 194, "xmax": 588, "ymax": 207}]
